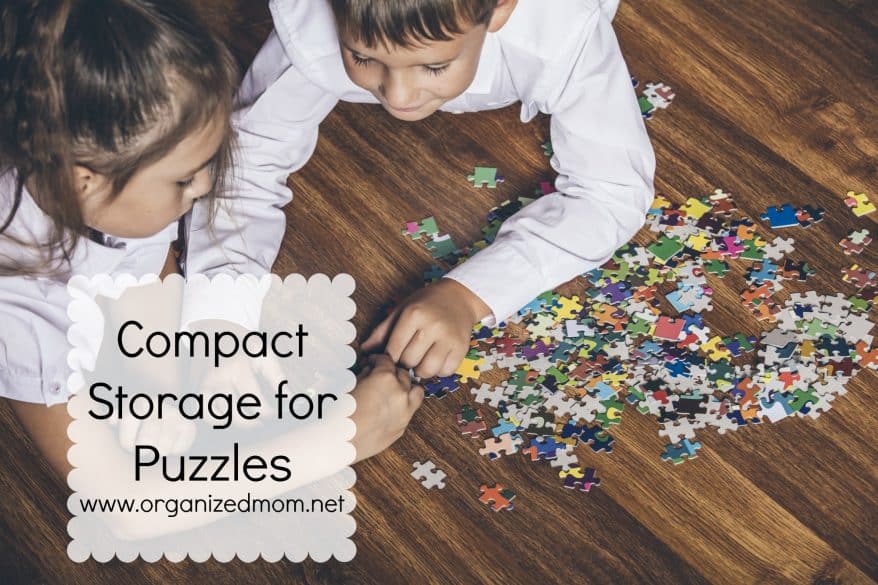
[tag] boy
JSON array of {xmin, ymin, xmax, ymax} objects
[{"xmin": 186, "ymin": 0, "xmax": 655, "ymax": 380}]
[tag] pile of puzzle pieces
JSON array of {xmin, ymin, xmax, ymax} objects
[{"xmin": 402, "ymin": 173, "xmax": 876, "ymax": 486}]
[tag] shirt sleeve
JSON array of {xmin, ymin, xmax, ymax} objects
[
  {"xmin": 0, "ymin": 279, "xmax": 71, "ymax": 406},
  {"xmin": 180, "ymin": 30, "xmax": 339, "ymax": 328},
  {"xmin": 445, "ymin": 7, "xmax": 655, "ymax": 324}
]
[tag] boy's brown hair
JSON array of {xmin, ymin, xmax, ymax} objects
[{"xmin": 330, "ymin": 0, "xmax": 499, "ymax": 48}]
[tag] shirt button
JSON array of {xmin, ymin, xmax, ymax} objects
[{"xmin": 50, "ymin": 382, "xmax": 62, "ymax": 394}]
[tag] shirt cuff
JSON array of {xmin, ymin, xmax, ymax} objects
[
  {"xmin": 444, "ymin": 239, "xmax": 588, "ymax": 326},
  {"xmin": 0, "ymin": 366, "xmax": 69, "ymax": 406}
]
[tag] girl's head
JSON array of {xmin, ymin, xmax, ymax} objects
[{"xmin": 0, "ymin": 0, "xmax": 238, "ymax": 273}]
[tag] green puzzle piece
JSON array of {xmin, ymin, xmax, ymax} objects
[
  {"xmin": 648, "ymin": 235, "xmax": 684, "ymax": 264},
  {"xmin": 705, "ymin": 259, "xmax": 729, "ymax": 277},
  {"xmin": 402, "ymin": 216, "xmax": 438, "ymax": 239},
  {"xmin": 467, "ymin": 166, "xmax": 503, "ymax": 188},
  {"xmin": 425, "ymin": 235, "xmax": 458, "ymax": 259}
]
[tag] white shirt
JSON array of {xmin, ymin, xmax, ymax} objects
[
  {"xmin": 0, "ymin": 171, "xmax": 177, "ymax": 405},
  {"xmin": 185, "ymin": 0, "xmax": 655, "ymax": 325}
]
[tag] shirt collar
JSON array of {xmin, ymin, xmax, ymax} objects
[{"xmin": 464, "ymin": 32, "xmax": 500, "ymax": 95}]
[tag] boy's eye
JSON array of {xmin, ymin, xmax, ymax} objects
[
  {"xmin": 351, "ymin": 52, "xmax": 372, "ymax": 66},
  {"xmin": 177, "ymin": 177, "xmax": 194, "ymax": 188},
  {"xmin": 423, "ymin": 64, "xmax": 449, "ymax": 76}
]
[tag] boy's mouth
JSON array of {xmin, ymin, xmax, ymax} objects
[{"xmin": 385, "ymin": 102, "xmax": 423, "ymax": 113}]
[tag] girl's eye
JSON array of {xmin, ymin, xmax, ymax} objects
[
  {"xmin": 177, "ymin": 177, "xmax": 194, "ymax": 188},
  {"xmin": 423, "ymin": 64, "xmax": 449, "ymax": 76},
  {"xmin": 351, "ymin": 53, "xmax": 371, "ymax": 66}
]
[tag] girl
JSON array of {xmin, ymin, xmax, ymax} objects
[
  {"xmin": 0, "ymin": 0, "xmax": 239, "ymax": 477},
  {"xmin": 0, "ymin": 0, "xmax": 423, "ymax": 537}
]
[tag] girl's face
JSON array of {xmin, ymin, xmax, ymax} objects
[{"xmin": 76, "ymin": 118, "xmax": 226, "ymax": 238}]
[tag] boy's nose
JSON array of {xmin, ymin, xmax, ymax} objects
[{"xmin": 380, "ymin": 71, "xmax": 419, "ymax": 110}]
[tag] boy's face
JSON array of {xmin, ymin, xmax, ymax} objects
[{"xmin": 338, "ymin": 2, "xmax": 516, "ymax": 121}]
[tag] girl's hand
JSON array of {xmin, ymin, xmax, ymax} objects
[
  {"xmin": 350, "ymin": 354, "xmax": 423, "ymax": 462},
  {"xmin": 114, "ymin": 408, "xmax": 196, "ymax": 456}
]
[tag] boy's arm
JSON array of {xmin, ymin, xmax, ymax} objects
[
  {"xmin": 181, "ymin": 31, "xmax": 339, "ymax": 327},
  {"xmin": 445, "ymin": 7, "xmax": 655, "ymax": 324}
]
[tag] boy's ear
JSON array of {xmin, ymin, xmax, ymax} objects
[
  {"xmin": 73, "ymin": 164, "xmax": 109, "ymax": 202},
  {"xmin": 487, "ymin": 0, "xmax": 517, "ymax": 33}
]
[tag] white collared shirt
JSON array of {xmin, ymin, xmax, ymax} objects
[
  {"xmin": 185, "ymin": 0, "xmax": 656, "ymax": 325},
  {"xmin": 0, "ymin": 171, "xmax": 176, "ymax": 404}
]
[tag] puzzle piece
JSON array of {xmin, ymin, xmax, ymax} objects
[
  {"xmin": 794, "ymin": 205, "xmax": 825, "ymax": 227},
  {"xmin": 842, "ymin": 264, "xmax": 877, "ymax": 289},
  {"xmin": 648, "ymin": 235, "xmax": 684, "ymax": 263},
  {"xmin": 760, "ymin": 204, "xmax": 798, "ymax": 228},
  {"xmin": 661, "ymin": 439, "xmax": 703, "ymax": 464},
  {"xmin": 471, "ymin": 383, "xmax": 507, "ymax": 407},
  {"xmin": 411, "ymin": 460, "xmax": 446, "ymax": 489},
  {"xmin": 456, "ymin": 355, "xmax": 485, "ymax": 382},
  {"xmin": 479, "ymin": 483, "xmax": 516, "ymax": 511},
  {"xmin": 458, "ymin": 404, "xmax": 483, "ymax": 423},
  {"xmin": 478, "ymin": 432, "xmax": 523, "ymax": 460},
  {"xmin": 401, "ymin": 217, "xmax": 438, "ymax": 239},
  {"xmin": 522, "ymin": 436, "xmax": 561, "ymax": 461},
  {"xmin": 467, "ymin": 166, "xmax": 504, "ymax": 188},
  {"xmin": 560, "ymin": 466, "xmax": 601, "ymax": 492},
  {"xmin": 654, "ymin": 316, "xmax": 685, "ymax": 341},
  {"xmin": 642, "ymin": 82, "xmax": 675, "ymax": 109},
  {"xmin": 839, "ymin": 229, "xmax": 872, "ymax": 255},
  {"xmin": 762, "ymin": 237, "xmax": 795, "ymax": 261},
  {"xmin": 423, "ymin": 375, "xmax": 459, "ymax": 399},
  {"xmin": 844, "ymin": 191, "xmax": 875, "ymax": 216},
  {"xmin": 424, "ymin": 233, "xmax": 458, "ymax": 259}
]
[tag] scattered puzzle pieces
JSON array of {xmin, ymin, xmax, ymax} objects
[{"xmin": 398, "ymin": 132, "xmax": 872, "ymax": 506}]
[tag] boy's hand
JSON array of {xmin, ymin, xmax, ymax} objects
[
  {"xmin": 361, "ymin": 279, "xmax": 491, "ymax": 378},
  {"xmin": 350, "ymin": 354, "xmax": 424, "ymax": 462}
]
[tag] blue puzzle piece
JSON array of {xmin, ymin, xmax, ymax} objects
[
  {"xmin": 660, "ymin": 438, "xmax": 702, "ymax": 464},
  {"xmin": 491, "ymin": 418, "xmax": 520, "ymax": 437},
  {"xmin": 745, "ymin": 261, "xmax": 779, "ymax": 285},
  {"xmin": 667, "ymin": 289, "xmax": 694, "ymax": 312},
  {"xmin": 592, "ymin": 381, "xmax": 617, "ymax": 401},
  {"xmin": 760, "ymin": 204, "xmax": 798, "ymax": 228},
  {"xmin": 423, "ymin": 375, "xmax": 459, "ymax": 399}
]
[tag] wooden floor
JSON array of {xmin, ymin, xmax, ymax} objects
[{"xmin": 1, "ymin": 1, "xmax": 876, "ymax": 583}]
